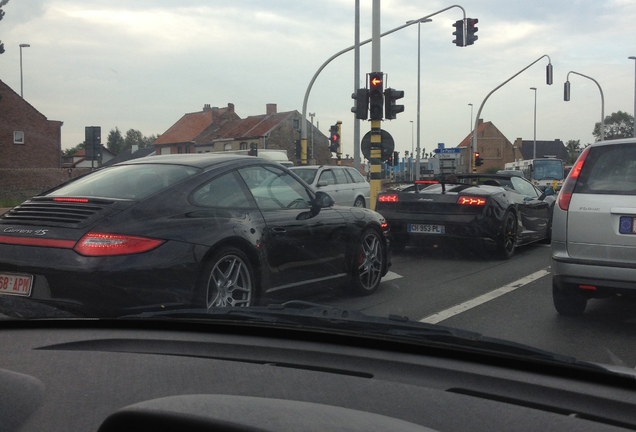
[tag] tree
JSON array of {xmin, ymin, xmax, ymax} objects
[
  {"xmin": 565, "ymin": 139, "xmax": 581, "ymax": 164},
  {"xmin": 593, "ymin": 111, "xmax": 634, "ymax": 142},
  {"xmin": 0, "ymin": 0, "xmax": 9, "ymax": 55},
  {"xmin": 107, "ymin": 127, "xmax": 125, "ymax": 154},
  {"xmin": 123, "ymin": 129, "xmax": 146, "ymax": 151}
]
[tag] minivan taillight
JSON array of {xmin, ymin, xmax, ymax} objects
[{"xmin": 558, "ymin": 147, "xmax": 590, "ymax": 211}]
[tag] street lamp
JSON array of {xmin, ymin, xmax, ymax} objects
[
  {"xmin": 530, "ymin": 87, "xmax": 537, "ymax": 159},
  {"xmin": 410, "ymin": 120, "xmax": 414, "ymax": 180},
  {"xmin": 405, "ymin": 18, "xmax": 430, "ymax": 180},
  {"xmin": 19, "ymin": 43, "xmax": 30, "ymax": 98},
  {"xmin": 630, "ymin": 56, "xmax": 636, "ymax": 138}
]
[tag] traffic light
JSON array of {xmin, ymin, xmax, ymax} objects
[
  {"xmin": 466, "ymin": 18, "xmax": 478, "ymax": 45},
  {"xmin": 564, "ymin": 80, "xmax": 571, "ymax": 101},
  {"xmin": 329, "ymin": 124, "xmax": 339, "ymax": 153},
  {"xmin": 384, "ymin": 88, "xmax": 404, "ymax": 120},
  {"xmin": 386, "ymin": 155, "xmax": 393, "ymax": 166},
  {"xmin": 84, "ymin": 126, "xmax": 101, "ymax": 160},
  {"xmin": 368, "ymin": 72, "xmax": 384, "ymax": 120},
  {"xmin": 452, "ymin": 19, "xmax": 464, "ymax": 47},
  {"xmin": 295, "ymin": 139, "xmax": 301, "ymax": 158},
  {"xmin": 248, "ymin": 142, "xmax": 258, "ymax": 156},
  {"xmin": 351, "ymin": 88, "xmax": 369, "ymax": 120},
  {"xmin": 475, "ymin": 152, "xmax": 484, "ymax": 166},
  {"xmin": 393, "ymin": 151, "xmax": 399, "ymax": 167}
]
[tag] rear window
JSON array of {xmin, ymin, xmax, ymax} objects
[
  {"xmin": 46, "ymin": 164, "xmax": 201, "ymax": 200},
  {"xmin": 291, "ymin": 168, "xmax": 318, "ymax": 184},
  {"xmin": 575, "ymin": 143, "xmax": 636, "ymax": 195}
]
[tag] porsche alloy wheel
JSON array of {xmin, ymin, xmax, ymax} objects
[
  {"xmin": 497, "ymin": 211, "xmax": 517, "ymax": 260},
  {"xmin": 203, "ymin": 247, "xmax": 254, "ymax": 309},
  {"xmin": 350, "ymin": 229, "xmax": 384, "ymax": 295}
]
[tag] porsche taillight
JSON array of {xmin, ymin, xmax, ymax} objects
[{"xmin": 74, "ymin": 233, "xmax": 164, "ymax": 256}]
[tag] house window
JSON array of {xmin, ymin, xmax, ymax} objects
[
  {"xmin": 240, "ymin": 142, "xmax": 248, "ymax": 150},
  {"xmin": 14, "ymin": 131, "xmax": 25, "ymax": 144},
  {"xmin": 224, "ymin": 143, "xmax": 232, "ymax": 152}
]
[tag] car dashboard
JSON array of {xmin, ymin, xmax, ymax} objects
[{"xmin": 2, "ymin": 319, "xmax": 636, "ymax": 432}]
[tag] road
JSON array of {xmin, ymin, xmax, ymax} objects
[{"xmin": 310, "ymin": 242, "xmax": 636, "ymax": 369}]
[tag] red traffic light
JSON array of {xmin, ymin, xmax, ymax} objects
[{"xmin": 370, "ymin": 76, "xmax": 382, "ymax": 88}]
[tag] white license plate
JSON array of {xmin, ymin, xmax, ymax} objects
[
  {"xmin": 0, "ymin": 272, "xmax": 33, "ymax": 297},
  {"xmin": 408, "ymin": 224, "xmax": 445, "ymax": 234}
]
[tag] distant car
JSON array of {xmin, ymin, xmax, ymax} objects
[
  {"xmin": 375, "ymin": 173, "xmax": 555, "ymax": 259},
  {"xmin": 289, "ymin": 165, "xmax": 370, "ymax": 208},
  {"xmin": 496, "ymin": 169, "xmax": 525, "ymax": 178},
  {"xmin": 0, "ymin": 154, "xmax": 390, "ymax": 316},
  {"xmin": 551, "ymin": 138, "xmax": 636, "ymax": 315}
]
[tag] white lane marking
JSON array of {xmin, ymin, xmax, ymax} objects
[
  {"xmin": 419, "ymin": 268, "xmax": 551, "ymax": 324},
  {"xmin": 381, "ymin": 271, "xmax": 403, "ymax": 282}
]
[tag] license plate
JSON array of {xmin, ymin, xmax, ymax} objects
[
  {"xmin": 0, "ymin": 272, "xmax": 33, "ymax": 297},
  {"xmin": 619, "ymin": 216, "xmax": 636, "ymax": 234},
  {"xmin": 408, "ymin": 223, "xmax": 445, "ymax": 234}
]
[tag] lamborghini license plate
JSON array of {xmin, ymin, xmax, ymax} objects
[{"xmin": 408, "ymin": 224, "xmax": 445, "ymax": 234}]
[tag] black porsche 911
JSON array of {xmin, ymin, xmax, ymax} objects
[
  {"xmin": 0, "ymin": 154, "xmax": 390, "ymax": 316},
  {"xmin": 375, "ymin": 173, "xmax": 555, "ymax": 259}
]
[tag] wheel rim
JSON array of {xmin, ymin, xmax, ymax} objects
[
  {"xmin": 207, "ymin": 254, "xmax": 252, "ymax": 308},
  {"xmin": 502, "ymin": 214, "xmax": 516, "ymax": 254},
  {"xmin": 357, "ymin": 232, "xmax": 383, "ymax": 290},
  {"xmin": 354, "ymin": 198, "xmax": 365, "ymax": 207}
]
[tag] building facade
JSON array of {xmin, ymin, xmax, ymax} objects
[{"xmin": 0, "ymin": 79, "xmax": 63, "ymax": 168}]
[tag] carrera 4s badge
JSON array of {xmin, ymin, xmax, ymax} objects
[{"xmin": 3, "ymin": 227, "xmax": 49, "ymax": 236}]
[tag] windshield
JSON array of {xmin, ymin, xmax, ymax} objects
[
  {"xmin": 1, "ymin": 0, "xmax": 636, "ymax": 378},
  {"xmin": 533, "ymin": 160, "xmax": 564, "ymax": 181}
]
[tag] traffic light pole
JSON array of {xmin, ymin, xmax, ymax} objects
[
  {"xmin": 470, "ymin": 54, "xmax": 553, "ymax": 171},
  {"xmin": 369, "ymin": 0, "xmax": 382, "ymax": 210},
  {"xmin": 298, "ymin": 7, "xmax": 460, "ymax": 165}
]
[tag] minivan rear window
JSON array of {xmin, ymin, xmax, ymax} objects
[{"xmin": 575, "ymin": 144, "xmax": 636, "ymax": 195}]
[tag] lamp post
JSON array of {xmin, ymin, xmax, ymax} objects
[
  {"xmin": 405, "ymin": 18, "xmax": 429, "ymax": 180},
  {"xmin": 530, "ymin": 87, "xmax": 537, "ymax": 159},
  {"xmin": 19, "ymin": 43, "xmax": 30, "ymax": 98},
  {"xmin": 309, "ymin": 112, "xmax": 315, "ymax": 164},
  {"xmin": 410, "ymin": 120, "xmax": 414, "ymax": 180},
  {"xmin": 630, "ymin": 56, "xmax": 636, "ymax": 138},
  {"xmin": 468, "ymin": 103, "xmax": 473, "ymax": 136}
]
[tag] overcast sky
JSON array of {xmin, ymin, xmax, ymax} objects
[{"xmin": 1, "ymin": 0, "xmax": 635, "ymax": 158}]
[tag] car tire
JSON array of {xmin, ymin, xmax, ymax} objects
[
  {"xmin": 350, "ymin": 229, "xmax": 385, "ymax": 296},
  {"xmin": 198, "ymin": 247, "xmax": 256, "ymax": 309},
  {"xmin": 552, "ymin": 280, "xmax": 587, "ymax": 316},
  {"xmin": 496, "ymin": 210, "xmax": 517, "ymax": 260},
  {"xmin": 353, "ymin": 196, "xmax": 365, "ymax": 208}
]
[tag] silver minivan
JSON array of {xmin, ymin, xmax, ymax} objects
[
  {"xmin": 551, "ymin": 138, "xmax": 636, "ymax": 315},
  {"xmin": 289, "ymin": 165, "xmax": 370, "ymax": 208}
]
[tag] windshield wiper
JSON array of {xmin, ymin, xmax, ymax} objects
[{"xmin": 117, "ymin": 301, "xmax": 614, "ymax": 373}]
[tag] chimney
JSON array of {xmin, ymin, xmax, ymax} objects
[
  {"xmin": 227, "ymin": 103, "xmax": 235, "ymax": 113},
  {"xmin": 266, "ymin": 103, "xmax": 277, "ymax": 115},
  {"xmin": 202, "ymin": 104, "xmax": 212, "ymax": 112}
]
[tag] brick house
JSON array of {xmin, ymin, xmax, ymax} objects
[
  {"xmin": 457, "ymin": 119, "xmax": 516, "ymax": 173},
  {"xmin": 153, "ymin": 103, "xmax": 331, "ymax": 165},
  {"xmin": 0, "ymin": 79, "xmax": 63, "ymax": 168}
]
